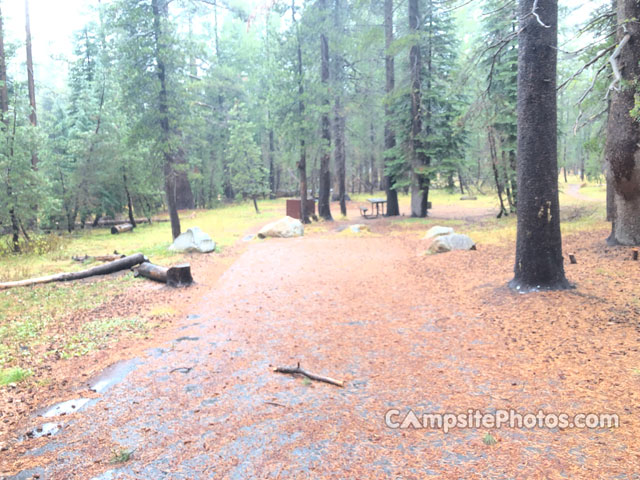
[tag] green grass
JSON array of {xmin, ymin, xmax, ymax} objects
[
  {"xmin": 110, "ymin": 447, "xmax": 133, "ymax": 464},
  {"xmin": 0, "ymin": 366, "xmax": 32, "ymax": 386},
  {"xmin": 0, "ymin": 200, "xmax": 286, "ymax": 374},
  {"xmin": 61, "ymin": 316, "xmax": 149, "ymax": 359},
  {"xmin": 0, "ymin": 199, "xmax": 284, "ymax": 281},
  {"xmin": 0, "ymin": 274, "xmax": 135, "ymax": 368}
]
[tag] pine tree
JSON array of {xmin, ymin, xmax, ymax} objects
[{"xmin": 226, "ymin": 103, "xmax": 269, "ymax": 214}]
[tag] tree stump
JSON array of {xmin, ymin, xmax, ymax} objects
[{"xmin": 135, "ymin": 262, "xmax": 193, "ymax": 287}]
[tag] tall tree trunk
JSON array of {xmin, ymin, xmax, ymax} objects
[
  {"xmin": 123, "ymin": 170, "xmax": 136, "ymax": 228},
  {"xmin": 369, "ymin": 121, "xmax": 376, "ymax": 194},
  {"xmin": 152, "ymin": 0, "xmax": 181, "ymax": 240},
  {"xmin": 334, "ymin": 99, "xmax": 346, "ymax": 216},
  {"xmin": 501, "ymin": 150, "xmax": 514, "ymax": 211},
  {"xmin": 457, "ymin": 169, "xmax": 465, "ymax": 195},
  {"xmin": 488, "ymin": 128, "xmax": 508, "ymax": 218},
  {"xmin": 333, "ymin": 0, "xmax": 346, "ymax": 217},
  {"xmin": 384, "ymin": 0, "xmax": 400, "ymax": 216},
  {"xmin": 409, "ymin": 0, "xmax": 429, "ymax": 217},
  {"xmin": 268, "ymin": 120, "xmax": 275, "ymax": 196},
  {"xmin": 510, "ymin": 0, "xmax": 569, "ymax": 291},
  {"xmin": 604, "ymin": 0, "xmax": 640, "ymax": 245},
  {"xmin": 24, "ymin": 0, "xmax": 38, "ymax": 170},
  {"xmin": 0, "ymin": 5, "xmax": 8, "ymax": 123},
  {"xmin": 292, "ymin": 0, "xmax": 309, "ymax": 223},
  {"xmin": 318, "ymin": 1, "xmax": 332, "ymax": 221},
  {"xmin": 7, "ymin": 90, "xmax": 19, "ymax": 252}
]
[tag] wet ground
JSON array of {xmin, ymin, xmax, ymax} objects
[{"xmin": 2, "ymin": 213, "xmax": 640, "ymax": 479}]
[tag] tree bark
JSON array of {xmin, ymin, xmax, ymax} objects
[
  {"xmin": 292, "ymin": 0, "xmax": 309, "ymax": 224},
  {"xmin": 318, "ymin": 1, "xmax": 333, "ymax": 221},
  {"xmin": 384, "ymin": 0, "xmax": 400, "ymax": 216},
  {"xmin": 134, "ymin": 262, "xmax": 193, "ymax": 287},
  {"xmin": 333, "ymin": 0, "xmax": 346, "ymax": 217},
  {"xmin": 111, "ymin": 223, "xmax": 134, "ymax": 234},
  {"xmin": 510, "ymin": 0, "xmax": 569, "ymax": 291},
  {"xmin": 604, "ymin": 0, "xmax": 640, "ymax": 245},
  {"xmin": 334, "ymin": 100, "xmax": 346, "ymax": 216},
  {"xmin": 409, "ymin": 0, "xmax": 429, "ymax": 217}
]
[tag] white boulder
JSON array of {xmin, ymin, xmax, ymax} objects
[
  {"xmin": 427, "ymin": 233, "xmax": 476, "ymax": 254},
  {"xmin": 424, "ymin": 226, "xmax": 455, "ymax": 240},
  {"xmin": 168, "ymin": 227, "xmax": 216, "ymax": 253},
  {"xmin": 257, "ymin": 216, "xmax": 304, "ymax": 239}
]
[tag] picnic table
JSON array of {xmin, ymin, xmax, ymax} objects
[{"xmin": 365, "ymin": 197, "xmax": 387, "ymax": 218}]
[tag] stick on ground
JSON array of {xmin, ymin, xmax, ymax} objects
[{"xmin": 274, "ymin": 362, "xmax": 344, "ymax": 387}]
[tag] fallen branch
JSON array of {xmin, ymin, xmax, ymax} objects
[
  {"xmin": 134, "ymin": 262, "xmax": 193, "ymax": 287},
  {"xmin": 0, "ymin": 253, "xmax": 146, "ymax": 291},
  {"xmin": 111, "ymin": 223, "xmax": 134, "ymax": 234},
  {"xmin": 274, "ymin": 362, "xmax": 344, "ymax": 387},
  {"xmin": 72, "ymin": 253, "xmax": 125, "ymax": 263}
]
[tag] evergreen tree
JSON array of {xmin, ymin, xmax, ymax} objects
[{"xmin": 226, "ymin": 103, "xmax": 269, "ymax": 214}]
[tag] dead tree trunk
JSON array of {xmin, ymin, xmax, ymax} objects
[
  {"xmin": 134, "ymin": 262, "xmax": 193, "ymax": 287},
  {"xmin": 111, "ymin": 223, "xmax": 134, "ymax": 234},
  {"xmin": 0, "ymin": 253, "xmax": 146, "ymax": 290}
]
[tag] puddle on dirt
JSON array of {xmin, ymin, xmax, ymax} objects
[
  {"xmin": 179, "ymin": 322, "xmax": 201, "ymax": 330},
  {"xmin": 23, "ymin": 422, "xmax": 62, "ymax": 440},
  {"xmin": 90, "ymin": 358, "xmax": 142, "ymax": 393},
  {"xmin": 174, "ymin": 336, "xmax": 200, "ymax": 342},
  {"xmin": 90, "ymin": 470, "xmax": 117, "ymax": 480},
  {"xmin": 146, "ymin": 347, "xmax": 166, "ymax": 358},
  {"xmin": 4, "ymin": 467, "xmax": 45, "ymax": 480},
  {"xmin": 40, "ymin": 398, "xmax": 91, "ymax": 418}
]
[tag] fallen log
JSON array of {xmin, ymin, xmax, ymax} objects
[
  {"xmin": 274, "ymin": 362, "xmax": 344, "ymax": 387},
  {"xmin": 0, "ymin": 253, "xmax": 147, "ymax": 291},
  {"xmin": 72, "ymin": 253, "xmax": 125, "ymax": 263},
  {"xmin": 134, "ymin": 262, "xmax": 193, "ymax": 287},
  {"xmin": 111, "ymin": 223, "xmax": 134, "ymax": 234}
]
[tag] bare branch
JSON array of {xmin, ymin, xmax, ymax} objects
[
  {"xmin": 574, "ymin": 107, "xmax": 608, "ymax": 135},
  {"xmin": 557, "ymin": 43, "xmax": 615, "ymax": 91},
  {"xmin": 531, "ymin": 0, "xmax": 550, "ymax": 28},
  {"xmin": 605, "ymin": 33, "xmax": 631, "ymax": 98}
]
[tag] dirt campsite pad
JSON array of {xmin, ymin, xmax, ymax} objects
[{"xmin": 2, "ymin": 196, "xmax": 640, "ymax": 479}]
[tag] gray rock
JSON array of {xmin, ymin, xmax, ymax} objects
[
  {"xmin": 424, "ymin": 226, "xmax": 455, "ymax": 240},
  {"xmin": 168, "ymin": 227, "xmax": 216, "ymax": 253},
  {"xmin": 257, "ymin": 216, "xmax": 304, "ymax": 239},
  {"xmin": 427, "ymin": 233, "xmax": 476, "ymax": 254},
  {"xmin": 348, "ymin": 224, "xmax": 369, "ymax": 234},
  {"xmin": 460, "ymin": 195, "xmax": 478, "ymax": 201}
]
